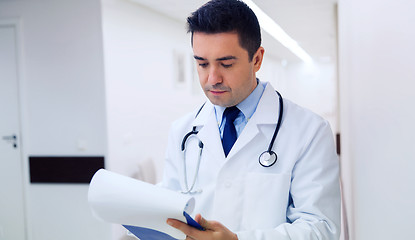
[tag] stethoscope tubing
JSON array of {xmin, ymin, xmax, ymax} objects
[
  {"xmin": 181, "ymin": 90, "xmax": 283, "ymax": 193},
  {"xmin": 182, "ymin": 138, "xmax": 203, "ymax": 194},
  {"xmin": 267, "ymin": 91, "xmax": 283, "ymax": 152}
]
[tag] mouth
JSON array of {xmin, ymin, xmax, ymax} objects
[{"xmin": 209, "ymin": 90, "xmax": 227, "ymax": 96}]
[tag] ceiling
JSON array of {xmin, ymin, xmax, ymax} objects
[{"xmin": 130, "ymin": 0, "xmax": 338, "ymax": 63}]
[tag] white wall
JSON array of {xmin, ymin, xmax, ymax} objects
[
  {"xmin": 278, "ymin": 61, "xmax": 338, "ymax": 133},
  {"xmin": 0, "ymin": 0, "xmax": 110, "ymax": 240},
  {"xmin": 338, "ymin": 0, "xmax": 415, "ymax": 239},
  {"xmin": 101, "ymin": 0, "xmax": 206, "ymax": 183},
  {"xmin": 101, "ymin": 1, "xmax": 209, "ymax": 238},
  {"xmin": 258, "ymin": 56, "xmax": 339, "ymax": 133}
]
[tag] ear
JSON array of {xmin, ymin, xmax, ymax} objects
[{"xmin": 253, "ymin": 47, "xmax": 265, "ymax": 72}]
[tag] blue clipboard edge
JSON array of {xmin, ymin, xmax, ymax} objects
[{"xmin": 123, "ymin": 211, "xmax": 204, "ymax": 240}]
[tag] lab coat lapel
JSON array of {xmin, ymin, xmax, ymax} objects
[
  {"xmin": 226, "ymin": 83, "xmax": 280, "ymax": 159},
  {"xmin": 192, "ymin": 102, "xmax": 225, "ymax": 163}
]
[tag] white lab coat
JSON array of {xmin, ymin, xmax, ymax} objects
[{"xmin": 162, "ymin": 82, "xmax": 340, "ymax": 240}]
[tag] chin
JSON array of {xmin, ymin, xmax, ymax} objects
[
  {"xmin": 206, "ymin": 93, "xmax": 234, "ymax": 107},
  {"xmin": 208, "ymin": 97, "xmax": 227, "ymax": 107}
]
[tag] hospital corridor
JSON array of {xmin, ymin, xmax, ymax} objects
[{"xmin": 0, "ymin": 0, "xmax": 414, "ymax": 240}]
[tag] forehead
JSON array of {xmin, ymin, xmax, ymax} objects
[{"xmin": 192, "ymin": 32, "xmax": 248, "ymax": 59}]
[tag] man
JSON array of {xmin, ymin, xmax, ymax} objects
[{"xmin": 162, "ymin": 0, "xmax": 340, "ymax": 239}]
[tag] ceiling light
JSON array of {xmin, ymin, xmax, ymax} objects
[{"xmin": 243, "ymin": 0, "xmax": 313, "ymax": 63}]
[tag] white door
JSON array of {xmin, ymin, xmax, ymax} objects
[{"xmin": 0, "ymin": 24, "xmax": 26, "ymax": 240}]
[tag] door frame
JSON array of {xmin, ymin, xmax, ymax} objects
[{"xmin": 0, "ymin": 18, "xmax": 29, "ymax": 240}]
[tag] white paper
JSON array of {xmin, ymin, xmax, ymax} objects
[{"xmin": 88, "ymin": 169, "xmax": 195, "ymax": 239}]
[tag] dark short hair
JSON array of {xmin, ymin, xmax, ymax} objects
[{"xmin": 187, "ymin": 0, "xmax": 261, "ymax": 61}]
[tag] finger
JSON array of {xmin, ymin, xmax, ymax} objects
[
  {"xmin": 196, "ymin": 214, "xmax": 221, "ymax": 231},
  {"xmin": 167, "ymin": 218, "xmax": 202, "ymax": 238},
  {"xmin": 195, "ymin": 214, "xmax": 210, "ymax": 229},
  {"xmin": 195, "ymin": 214, "xmax": 202, "ymax": 224}
]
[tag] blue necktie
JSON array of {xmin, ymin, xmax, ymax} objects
[{"xmin": 222, "ymin": 106, "xmax": 240, "ymax": 157}]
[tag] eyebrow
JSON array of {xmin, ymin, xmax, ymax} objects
[
  {"xmin": 217, "ymin": 56, "xmax": 237, "ymax": 61},
  {"xmin": 194, "ymin": 55, "xmax": 237, "ymax": 61},
  {"xmin": 194, "ymin": 55, "xmax": 206, "ymax": 61}
]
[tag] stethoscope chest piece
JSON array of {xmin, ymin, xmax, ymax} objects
[{"xmin": 259, "ymin": 151, "xmax": 277, "ymax": 167}]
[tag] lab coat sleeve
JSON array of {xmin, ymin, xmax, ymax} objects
[{"xmin": 236, "ymin": 121, "xmax": 341, "ymax": 240}]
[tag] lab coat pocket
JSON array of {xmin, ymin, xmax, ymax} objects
[{"xmin": 241, "ymin": 172, "xmax": 291, "ymax": 230}]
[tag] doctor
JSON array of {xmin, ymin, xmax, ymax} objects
[{"xmin": 163, "ymin": 0, "xmax": 340, "ymax": 239}]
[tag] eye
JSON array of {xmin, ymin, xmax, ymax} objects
[
  {"xmin": 199, "ymin": 63, "xmax": 208, "ymax": 68},
  {"xmin": 222, "ymin": 63, "xmax": 233, "ymax": 68}
]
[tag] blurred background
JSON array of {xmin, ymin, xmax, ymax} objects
[{"xmin": 0, "ymin": 0, "xmax": 414, "ymax": 239}]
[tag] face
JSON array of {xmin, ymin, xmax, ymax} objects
[{"xmin": 192, "ymin": 32, "xmax": 264, "ymax": 107}]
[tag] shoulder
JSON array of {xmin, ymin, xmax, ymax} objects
[
  {"xmin": 261, "ymin": 82, "xmax": 329, "ymax": 130},
  {"xmin": 283, "ymin": 98, "xmax": 326, "ymax": 124},
  {"xmin": 282, "ymin": 98, "xmax": 333, "ymax": 144},
  {"xmin": 169, "ymin": 103, "xmax": 206, "ymax": 135},
  {"xmin": 170, "ymin": 112, "xmax": 194, "ymax": 133},
  {"xmin": 284, "ymin": 98, "xmax": 330, "ymax": 129}
]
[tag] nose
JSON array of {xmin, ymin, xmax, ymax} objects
[{"xmin": 207, "ymin": 66, "xmax": 222, "ymax": 85}]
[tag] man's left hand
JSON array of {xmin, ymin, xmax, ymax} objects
[{"xmin": 167, "ymin": 214, "xmax": 238, "ymax": 240}]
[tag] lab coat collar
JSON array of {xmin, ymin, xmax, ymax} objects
[
  {"xmin": 249, "ymin": 82, "xmax": 280, "ymax": 125},
  {"xmin": 192, "ymin": 100, "xmax": 214, "ymax": 127},
  {"xmin": 192, "ymin": 100, "xmax": 226, "ymax": 161},
  {"xmin": 190, "ymin": 82, "xmax": 281, "ymax": 160},
  {"xmin": 192, "ymin": 82, "xmax": 278, "ymax": 126},
  {"xmin": 226, "ymin": 83, "xmax": 280, "ymax": 159}
]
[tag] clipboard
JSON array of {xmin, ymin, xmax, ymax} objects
[{"xmin": 88, "ymin": 169, "xmax": 203, "ymax": 240}]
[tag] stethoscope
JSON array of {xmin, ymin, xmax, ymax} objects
[{"xmin": 180, "ymin": 91, "xmax": 284, "ymax": 194}]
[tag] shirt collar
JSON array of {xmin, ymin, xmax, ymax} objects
[{"xmin": 214, "ymin": 79, "xmax": 265, "ymax": 123}]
